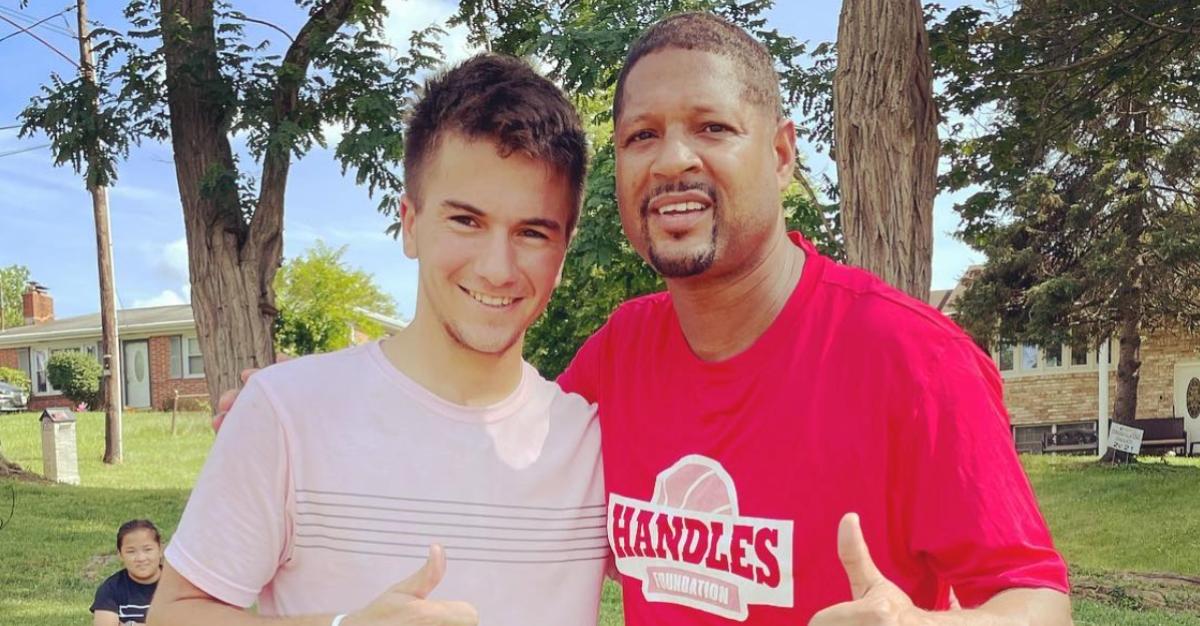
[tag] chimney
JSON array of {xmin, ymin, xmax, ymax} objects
[{"xmin": 23, "ymin": 282, "xmax": 54, "ymax": 326}]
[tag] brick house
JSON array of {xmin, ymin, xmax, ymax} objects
[
  {"xmin": 0, "ymin": 285, "xmax": 209, "ymax": 411},
  {"xmin": 0, "ymin": 285, "xmax": 406, "ymax": 411},
  {"xmin": 931, "ymin": 272, "xmax": 1200, "ymax": 450}
]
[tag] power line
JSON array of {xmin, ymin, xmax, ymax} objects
[
  {"xmin": 0, "ymin": 5, "xmax": 76, "ymax": 39},
  {"xmin": 0, "ymin": 143, "xmax": 50, "ymax": 158},
  {"xmin": 0, "ymin": 5, "xmax": 76, "ymax": 44},
  {"xmin": 0, "ymin": 12, "xmax": 77, "ymax": 66},
  {"xmin": 0, "ymin": 124, "xmax": 23, "ymax": 131}
]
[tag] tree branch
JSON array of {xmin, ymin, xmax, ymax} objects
[
  {"xmin": 250, "ymin": 0, "xmax": 363, "ymax": 309},
  {"xmin": 1011, "ymin": 30, "xmax": 1165, "ymax": 76},
  {"xmin": 1114, "ymin": 4, "xmax": 1197, "ymax": 36},
  {"xmin": 228, "ymin": 11, "xmax": 294, "ymax": 43},
  {"xmin": 250, "ymin": 0, "xmax": 358, "ymax": 241}
]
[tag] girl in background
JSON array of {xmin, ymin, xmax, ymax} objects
[{"xmin": 91, "ymin": 519, "xmax": 162, "ymax": 625}]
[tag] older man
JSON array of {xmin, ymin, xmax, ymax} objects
[{"xmin": 556, "ymin": 12, "xmax": 1072, "ymax": 626}]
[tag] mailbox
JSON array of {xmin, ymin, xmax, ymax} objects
[{"xmin": 39, "ymin": 408, "xmax": 80, "ymax": 485}]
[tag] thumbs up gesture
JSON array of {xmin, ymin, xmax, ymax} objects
[
  {"xmin": 343, "ymin": 545, "xmax": 479, "ymax": 626},
  {"xmin": 809, "ymin": 513, "xmax": 930, "ymax": 626}
]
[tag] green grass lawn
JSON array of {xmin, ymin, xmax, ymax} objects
[
  {"xmin": 2, "ymin": 412, "xmax": 1198, "ymax": 624},
  {"xmin": 0, "ymin": 410, "xmax": 212, "ymax": 624},
  {"xmin": 1023, "ymin": 455, "xmax": 1200, "ymax": 625}
]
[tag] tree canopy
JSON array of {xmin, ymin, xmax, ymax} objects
[{"xmin": 274, "ymin": 241, "xmax": 399, "ymax": 356}]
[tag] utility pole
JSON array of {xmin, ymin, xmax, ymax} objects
[{"xmin": 77, "ymin": 0, "xmax": 122, "ymax": 464}]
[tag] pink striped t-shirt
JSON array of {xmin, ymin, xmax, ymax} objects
[{"xmin": 165, "ymin": 342, "xmax": 606, "ymax": 625}]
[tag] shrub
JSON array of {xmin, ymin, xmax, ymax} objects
[
  {"xmin": 0, "ymin": 367, "xmax": 31, "ymax": 395},
  {"xmin": 47, "ymin": 351, "xmax": 102, "ymax": 408}
]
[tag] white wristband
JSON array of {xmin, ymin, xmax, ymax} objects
[{"xmin": 331, "ymin": 614, "xmax": 347, "ymax": 626}]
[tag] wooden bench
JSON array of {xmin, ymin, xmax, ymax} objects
[
  {"xmin": 1128, "ymin": 417, "xmax": 1187, "ymax": 454},
  {"xmin": 1042, "ymin": 423, "xmax": 1098, "ymax": 454}
]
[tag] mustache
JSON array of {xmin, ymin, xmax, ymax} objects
[{"xmin": 640, "ymin": 181, "xmax": 717, "ymax": 215}]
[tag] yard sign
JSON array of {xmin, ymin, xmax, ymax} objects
[{"xmin": 1108, "ymin": 422, "xmax": 1144, "ymax": 455}]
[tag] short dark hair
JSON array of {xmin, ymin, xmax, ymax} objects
[
  {"xmin": 117, "ymin": 519, "xmax": 161, "ymax": 551},
  {"xmin": 404, "ymin": 53, "xmax": 588, "ymax": 234},
  {"xmin": 614, "ymin": 12, "xmax": 781, "ymax": 122}
]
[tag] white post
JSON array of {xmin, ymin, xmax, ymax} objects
[{"xmin": 1098, "ymin": 338, "xmax": 1110, "ymax": 456}]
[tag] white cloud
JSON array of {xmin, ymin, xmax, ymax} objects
[
  {"xmin": 154, "ymin": 237, "xmax": 190, "ymax": 283},
  {"xmin": 133, "ymin": 288, "xmax": 188, "ymax": 308},
  {"xmin": 382, "ymin": 0, "xmax": 478, "ymax": 68},
  {"xmin": 320, "ymin": 121, "xmax": 347, "ymax": 146},
  {"xmin": 108, "ymin": 184, "xmax": 172, "ymax": 203}
]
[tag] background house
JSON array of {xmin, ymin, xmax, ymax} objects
[
  {"xmin": 0, "ymin": 284, "xmax": 406, "ymax": 411},
  {"xmin": 0, "ymin": 285, "xmax": 208, "ymax": 411},
  {"xmin": 931, "ymin": 272, "xmax": 1200, "ymax": 451}
]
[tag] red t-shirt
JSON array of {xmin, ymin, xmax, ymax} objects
[{"xmin": 558, "ymin": 233, "xmax": 1068, "ymax": 624}]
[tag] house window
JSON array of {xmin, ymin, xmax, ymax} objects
[
  {"xmin": 1069, "ymin": 342, "xmax": 1088, "ymax": 366},
  {"xmin": 169, "ymin": 335, "xmax": 205, "ymax": 378},
  {"xmin": 16, "ymin": 348, "xmax": 30, "ymax": 382},
  {"xmin": 169, "ymin": 336, "xmax": 181, "ymax": 378},
  {"xmin": 1013, "ymin": 425, "xmax": 1052, "ymax": 453},
  {"xmin": 1044, "ymin": 344, "xmax": 1063, "ymax": 368},
  {"xmin": 186, "ymin": 337, "xmax": 204, "ymax": 376},
  {"xmin": 997, "ymin": 343, "xmax": 1014, "ymax": 372},
  {"xmin": 1021, "ymin": 344, "xmax": 1039, "ymax": 371},
  {"xmin": 30, "ymin": 343, "xmax": 104, "ymax": 395},
  {"xmin": 34, "ymin": 349, "xmax": 50, "ymax": 394}
]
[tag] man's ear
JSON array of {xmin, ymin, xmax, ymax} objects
[
  {"xmin": 400, "ymin": 193, "xmax": 418, "ymax": 259},
  {"xmin": 773, "ymin": 117, "xmax": 797, "ymax": 191}
]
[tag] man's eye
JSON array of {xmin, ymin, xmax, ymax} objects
[
  {"xmin": 450, "ymin": 215, "xmax": 478, "ymax": 227},
  {"xmin": 521, "ymin": 229, "xmax": 549, "ymax": 239},
  {"xmin": 704, "ymin": 123, "xmax": 729, "ymax": 133},
  {"xmin": 626, "ymin": 130, "xmax": 655, "ymax": 145}
]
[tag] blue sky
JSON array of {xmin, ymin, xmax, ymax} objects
[{"xmin": 0, "ymin": 0, "xmax": 981, "ymax": 320}]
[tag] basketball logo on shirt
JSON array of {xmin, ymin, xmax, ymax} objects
[{"xmin": 608, "ymin": 454, "xmax": 794, "ymax": 621}]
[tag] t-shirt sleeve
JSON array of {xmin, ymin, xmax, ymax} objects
[
  {"xmin": 904, "ymin": 337, "xmax": 1069, "ymax": 608},
  {"xmin": 90, "ymin": 575, "xmax": 119, "ymax": 614},
  {"xmin": 163, "ymin": 377, "xmax": 292, "ymax": 608},
  {"xmin": 556, "ymin": 322, "xmax": 609, "ymax": 403}
]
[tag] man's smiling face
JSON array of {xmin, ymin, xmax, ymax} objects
[
  {"xmin": 401, "ymin": 133, "xmax": 572, "ymax": 357},
  {"xmin": 614, "ymin": 47, "xmax": 794, "ymax": 282}
]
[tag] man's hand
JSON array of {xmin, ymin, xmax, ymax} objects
[
  {"xmin": 809, "ymin": 513, "xmax": 932, "ymax": 626},
  {"xmin": 345, "ymin": 544, "xmax": 479, "ymax": 626},
  {"xmin": 212, "ymin": 368, "xmax": 260, "ymax": 432},
  {"xmin": 810, "ymin": 514, "xmax": 1068, "ymax": 626}
]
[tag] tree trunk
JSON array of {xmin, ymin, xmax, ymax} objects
[
  {"xmin": 1112, "ymin": 317, "xmax": 1142, "ymax": 425},
  {"xmin": 1112, "ymin": 99, "xmax": 1149, "ymax": 428},
  {"xmin": 833, "ymin": 0, "xmax": 939, "ymax": 302},
  {"xmin": 1101, "ymin": 100, "xmax": 1148, "ymax": 464},
  {"xmin": 161, "ymin": 1, "xmax": 277, "ymax": 407},
  {"xmin": 159, "ymin": 0, "xmax": 359, "ymax": 407}
]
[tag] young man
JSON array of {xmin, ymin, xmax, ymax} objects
[
  {"xmin": 149, "ymin": 54, "xmax": 606, "ymax": 626},
  {"xmin": 216, "ymin": 13, "xmax": 1074, "ymax": 626},
  {"xmin": 557, "ymin": 12, "xmax": 1072, "ymax": 625}
]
